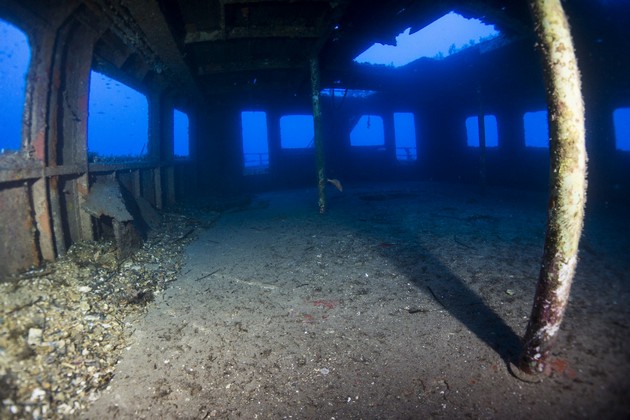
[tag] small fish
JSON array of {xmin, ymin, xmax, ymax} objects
[{"xmin": 327, "ymin": 178, "xmax": 343, "ymax": 192}]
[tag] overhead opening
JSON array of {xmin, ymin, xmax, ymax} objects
[
  {"xmin": 174, "ymin": 109, "xmax": 190, "ymax": 158},
  {"xmin": 241, "ymin": 111, "xmax": 269, "ymax": 174},
  {"xmin": 354, "ymin": 11, "xmax": 500, "ymax": 67},
  {"xmin": 613, "ymin": 107, "xmax": 630, "ymax": 151},
  {"xmin": 280, "ymin": 115, "xmax": 314, "ymax": 149},
  {"xmin": 394, "ymin": 112, "xmax": 417, "ymax": 161},
  {"xmin": 524, "ymin": 110, "xmax": 549, "ymax": 148},
  {"xmin": 466, "ymin": 115, "xmax": 498, "ymax": 148},
  {"xmin": 0, "ymin": 19, "xmax": 31, "ymax": 153},
  {"xmin": 350, "ymin": 115, "xmax": 385, "ymax": 147},
  {"xmin": 88, "ymin": 70, "xmax": 148, "ymax": 161}
]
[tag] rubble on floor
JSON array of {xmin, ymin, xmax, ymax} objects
[{"xmin": 0, "ymin": 211, "xmax": 205, "ymax": 418}]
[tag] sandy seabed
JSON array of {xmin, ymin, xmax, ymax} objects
[{"xmin": 85, "ymin": 182, "xmax": 630, "ymax": 419}]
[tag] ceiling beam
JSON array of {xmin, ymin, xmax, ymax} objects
[
  {"xmin": 113, "ymin": 0, "xmax": 205, "ymax": 104},
  {"xmin": 185, "ymin": 26, "xmax": 320, "ymax": 44},
  {"xmin": 220, "ymin": 0, "xmax": 332, "ymax": 4},
  {"xmin": 198, "ymin": 58, "xmax": 305, "ymax": 75}
]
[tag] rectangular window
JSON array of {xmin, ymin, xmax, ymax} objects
[
  {"xmin": 350, "ymin": 115, "xmax": 384, "ymax": 147},
  {"xmin": 88, "ymin": 70, "xmax": 148, "ymax": 161},
  {"xmin": 613, "ymin": 107, "xmax": 630, "ymax": 151},
  {"xmin": 524, "ymin": 110, "xmax": 549, "ymax": 148},
  {"xmin": 241, "ymin": 111, "xmax": 269, "ymax": 174},
  {"xmin": 466, "ymin": 115, "xmax": 498, "ymax": 147},
  {"xmin": 0, "ymin": 19, "xmax": 31, "ymax": 153},
  {"xmin": 280, "ymin": 115, "xmax": 314, "ymax": 149},
  {"xmin": 173, "ymin": 109, "xmax": 190, "ymax": 158},
  {"xmin": 394, "ymin": 112, "xmax": 417, "ymax": 161}
]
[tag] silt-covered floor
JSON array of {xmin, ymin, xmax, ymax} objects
[{"xmin": 85, "ymin": 182, "xmax": 630, "ymax": 418}]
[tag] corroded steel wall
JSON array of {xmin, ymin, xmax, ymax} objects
[{"xmin": 0, "ymin": 184, "xmax": 40, "ymax": 277}]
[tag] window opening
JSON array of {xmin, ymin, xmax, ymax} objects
[
  {"xmin": 88, "ymin": 70, "xmax": 148, "ymax": 161},
  {"xmin": 613, "ymin": 107, "xmax": 630, "ymax": 151},
  {"xmin": 280, "ymin": 115, "xmax": 314, "ymax": 149},
  {"xmin": 394, "ymin": 112, "xmax": 417, "ymax": 161},
  {"xmin": 350, "ymin": 115, "xmax": 385, "ymax": 147},
  {"xmin": 174, "ymin": 109, "xmax": 190, "ymax": 158},
  {"xmin": 241, "ymin": 111, "xmax": 269, "ymax": 174},
  {"xmin": 354, "ymin": 11, "xmax": 500, "ymax": 67},
  {"xmin": 466, "ymin": 115, "xmax": 498, "ymax": 148},
  {"xmin": 524, "ymin": 110, "xmax": 549, "ymax": 148},
  {"xmin": 0, "ymin": 19, "xmax": 31, "ymax": 153}
]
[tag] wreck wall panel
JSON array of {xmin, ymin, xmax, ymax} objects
[
  {"xmin": 141, "ymin": 169, "xmax": 156, "ymax": 207},
  {"xmin": 0, "ymin": 184, "xmax": 40, "ymax": 278}
]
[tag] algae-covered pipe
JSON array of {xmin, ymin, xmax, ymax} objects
[
  {"xmin": 310, "ymin": 56, "xmax": 326, "ymax": 214},
  {"xmin": 520, "ymin": 0, "xmax": 587, "ymax": 375}
]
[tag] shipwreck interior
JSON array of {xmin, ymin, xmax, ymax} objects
[{"xmin": 1, "ymin": 0, "xmax": 629, "ymax": 418}]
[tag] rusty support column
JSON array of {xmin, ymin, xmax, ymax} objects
[
  {"xmin": 519, "ymin": 0, "xmax": 587, "ymax": 375},
  {"xmin": 167, "ymin": 166, "xmax": 176, "ymax": 206},
  {"xmin": 148, "ymin": 92, "xmax": 164, "ymax": 209},
  {"xmin": 310, "ymin": 56, "xmax": 326, "ymax": 214},
  {"xmin": 32, "ymin": 177, "xmax": 56, "ymax": 261}
]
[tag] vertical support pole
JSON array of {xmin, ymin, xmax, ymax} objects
[
  {"xmin": 166, "ymin": 166, "xmax": 175, "ymax": 206},
  {"xmin": 132, "ymin": 169, "xmax": 142, "ymax": 198},
  {"xmin": 76, "ymin": 174, "xmax": 94, "ymax": 241},
  {"xmin": 32, "ymin": 177, "xmax": 56, "ymax": 261},
  {"xmin": 310, "ymin": 56, "xmax": 326, "ymax": 214},
  {"xmin": 476, "ymin": 86, "xmax": 487, "ymax": 193},
  {"xmin": 148, "ymin": 92, "xmax": 163, "ymax": 209},
  {"xmin": 519, "ymin": 0, "xmax": 587, "ymax": 375}
]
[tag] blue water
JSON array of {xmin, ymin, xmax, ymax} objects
[
  {"xmin": 524, "ymin": 110, "xmax": 549, "ymax": 148},
  {"xmin": 174, "ymin": 109, "xmax": 190, "ymax": 157},
  {"xmin": 354, "ymin": 11, "xmax": 500, "ymax": 66},
  {"xmin": 466, "ymin": 115, "xmax": 498, "ymax": 148},
  {"xmin": 350, "ymin": 115, "xmax": 384, "ymax": 147},
  {"xmin": 0, "ymin": 19, "xmax": 30, "ymax": 152},
  {"xmin": 241, "ymin": 111, "xmax": 270, "ymax": 170},
  {"xmin": 88, "ymin": 71, "xmax": 148, "ymax": 159},
  {"xmin": 280, "ymin": 115, "xmax": 314, "ymax": 149}
]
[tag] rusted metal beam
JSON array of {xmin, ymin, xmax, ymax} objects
[
  {"xmin": 221, "ymin": 0, "xmax": 332, "ymax": 3},
  {"xmin": 185, "ymin": 26, "xmax": 320, "ymax": 43},
  {"xmin": 165, "ymin": 166, "xmax": 176, "ymax": 206},
  {"xmin": 32, "ymin": 177, "xmax": 56, "ymax": 261},
  {"xmin": 115, "ymin": 0, "xmax": 206, "ymax": 104},
  {"xmin": 310, "ymin": 56, "xmax": 326, "ymax": 214},
  {"xmin": 0, "ymin": 184, "xmax": 41, "ymax": 277},
  {"xmin": 197, "ymin": 58, "xmax": 305, "ymax": 75}
]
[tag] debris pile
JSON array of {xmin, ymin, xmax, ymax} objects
[{"xmin": 0, "ymin": 211, "xmax": 201, "ymax": 418}]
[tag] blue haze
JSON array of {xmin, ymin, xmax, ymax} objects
[
  {"xmin": 88, "ymin": 70, "xmax": 148, "ymax": 158},
  {"xmin": 394, "ymin": 112, "xmax": 417, "ymax": 161},
  {"xmin": 280, "ymin": 115, "xmax": 314, "ymax": 149},
  {"xmin": 524, "ymin": 110, "xmax": 549, "ymax": 148},
  {"xmin": 350, "ymin": 115, "xmax": 385, "ymax": 147},
  {"xmin": 0, "ymin": 20, "xmax": 30, "ymax": 152},
  {"xmin": 613, "ymin": 108, "xmax": 630, "ymax": 151},
  {"xmin": 466, "ymin": 115, "xmax": 498, "ymax": 147},
  {"xmin": 174, "ymin": 109, "xmax": 190, "ymax": 157},
  {"xmin": 354, "ymin": 11, "xmax": 499, "ymax": 67},
  {"xmin": 241, "ymin": 111, "xmax": 269, "ymax": 168}
]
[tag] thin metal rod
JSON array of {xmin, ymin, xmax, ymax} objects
[{"xmin": 310, "ymin": 56, "xmax": 326, "ymax": 214}]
